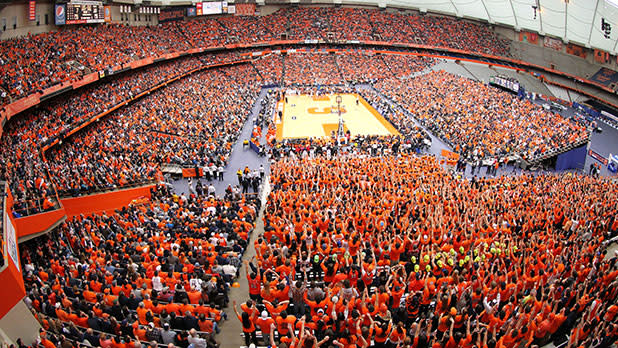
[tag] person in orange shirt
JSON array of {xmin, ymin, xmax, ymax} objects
[
  {"xmin": 233, "ymin": 300, "xmax": 258, "ymax": 347},
  {"xmin": 264, "ymin": 299, "xmax": 290, "ymax": 317},
  {"xmin": 388, "ymin": 321, "xmax": 407, "ymax": 347},
  {"xmin": 83, "ymin": 285, "xmax": 97, "ymax": 303},
  {"xmin": 256, "ymin": 311, "xmax": 276, "ymax": 345},
  {"xmin": 165, "ymin": 298, "xmax": 181, "ymax": 315},
  {"xmin": 39, "ymin": 329, "xmax": 57, "ymax": 348},
  {"xmin": 197, "ymin": 313, "xmax": 214, "ymax": 334},
  {"xmin": 275, "ymin": 310, "xmax": 297, "ymax": 339},
  {"xmin": 136, "ymin": 302, "xmax": 150, "ymax": 325}
]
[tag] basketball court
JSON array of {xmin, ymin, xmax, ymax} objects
[{"xmin": 275, "ymin": 93, "xmax": 400, "ymax": 140}]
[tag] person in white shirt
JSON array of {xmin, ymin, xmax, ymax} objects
[
  {"xmin": 190, "ymin": 271, "xmax": 203, "ymax": 291},
  {"xmin": 152, "ymin": 271, "xmax": 163, "ymax": 292},
  {"xmin": 188, "ymin": 329, "xmax": 207, "ymax": 348}
]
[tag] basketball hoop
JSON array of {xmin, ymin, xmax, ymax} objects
[{"xmin": 335, "ymin": 95, "xmax": 344, "ymax": 146}]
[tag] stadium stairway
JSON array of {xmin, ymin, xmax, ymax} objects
[
  {"xmin": 217, "ymin": 203, "xmax": 266, "ymax": 348},
  {"xmin": 430, "ymin": 60, "xmax": 476, "ymax": 80}
]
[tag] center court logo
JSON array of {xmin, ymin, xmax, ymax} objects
[{"xmin": 307, "ymin": 107, "xmax": 346, "ymax": 114}]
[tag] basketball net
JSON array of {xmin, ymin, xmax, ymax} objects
[{"xmin": 336, "ymin": 95, "xmax": 345, "ymax": 146}]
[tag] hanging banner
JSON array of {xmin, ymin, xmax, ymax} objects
[
  {"xmin": 594, "ymin": 49, "xmax": 610, "ymax": 64},
  {"xmin": 158, "ymin": 7, "xmax": 184, "ymax": 22},
  {"xmin": 202, "ymin": 2, "xmax": 222, "ymax": 15},
  {"xmin": 543, "ymin": 37, "xmax": 562, "ymax": 51},
  {"xmin": 519, "ymin": 31, "xmax": 538, "ymax": 45},
  {"xmin": 566, "ymin": 43, "xmax": 587, "ymax": 59},
  {"xmin": 234, "ymin": 3, "xmax": 255, "ymax": 16},
  {"xmin": 54, "ymin": 4, "xmax": 66, "ymax": 25},
  {"xmin": 5, "ymin": 212, "xmax": 19, "ymax": 273},
  {"xmin": 104, "ymin": 5, "xmax": 111, "ymax": 22},
  {"xmin": 28, "ymin": 0, "xmax": 36, "ymax": 21}
]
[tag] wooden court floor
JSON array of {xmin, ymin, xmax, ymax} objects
[{"xmin": 275, "ymin": 93, "xmax": 400, "ymax": 141}]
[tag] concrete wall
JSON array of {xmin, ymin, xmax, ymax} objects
[
  {"xmin": 494, "ymin": 25, "xmax": 617, "ymax": 79},
  {"xmin": 256, "ymin": 5, "xmax": 282, "ymax": 15},
  {"xmin": 0, "ymin": 2, "xmax": 57, "ymax": 40},
  {"xmin": 0, "ymin": 300, "xmax": 41, "ymax": 346}
]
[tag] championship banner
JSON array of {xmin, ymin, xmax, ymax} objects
[
  {"xmin": 566, "ymin": 43, "xmax": 587, "ymax": 59},
  {"xmin": 519, "ymin": 31, "xmax": 538, "ymax": 45},
  {"xmin": 28, "ymin": 0, "xmax": 36, "ymax": 21},
  {"xmin": 543, "ymin": 37, "xmax": 562, "ymax": 51},
  {"xmin": 104, "ymin": 5, "xmax": 111, "ymax": 22},
  {"xmin": 594, "ymin": 49, "xmax": 610, "ymax": 64},
  {"xmin": 158, "ymin": 7, "xmax": 184, "ymax": 23},
  {"xmin": 235, "ymin": 3, "xmax": 255, "ymax": 16},
  {"xmin": 187, "ymin": 7, "xmax": 196, "ymax": 16},
  {"xmin": 54, "ymin": 4, "xmax": 66, "ymax": 25}
]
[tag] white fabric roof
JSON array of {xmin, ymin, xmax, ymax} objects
[
  {"xmin": 154, "ymin": 0, "xmax": 618, "ymax": 54},
  {"xmin": 343, "ymin": 0, "xmax": 618, "ymax": 54}
]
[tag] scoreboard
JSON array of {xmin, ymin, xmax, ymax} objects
[{"xmin": 65, "ymin": 1, "xmax": 105, "ymax": 24}]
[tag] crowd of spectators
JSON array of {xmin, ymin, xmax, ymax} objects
[
  {"xmin": 1, "ymin": 53, "xmax": 241, "ymax": 216},
  {"xmin": 280, "ymin": 51, "xmax": 436, "ymax": 86},
  {"xmin": 252, "ymin": 55, "xmax": 284, "ymax": 86},
  {"xmin": 358, "ymin": 88, "xmax": 432, "ymax": 152},
  {"xmin": 0, "ymin": 24, "xmax": 191, "ymax": 102},
  {"xmin": 19, "ymin": 183, "xmax": 259, "ymax": 348},
  {"xmin": 237, "ymin": 149, "xmax": 618, "ymax": 348},
  {"xmin": 336, "ymin": 53, "xmax": 392, "ymax": 84},
  {"xmin": 0, "ymin": 7, "xmax": 512, "ymax": 106},
  {"xmin": 0, "ymin": 14, "xmax": 614, "ymax": 348},
  {"xmin": 374, "ymin": 70, "xmax": 589, "ymax": 161},
  {"xmin": 282, "ymin": 54, "xmax": 343, "ymax": 86},
  {"xmin": 44, "ymin": 63, "xmax": 261, "ymax": 197},
  {"xmin": 1, "ymin": 48, "xmax": 590, "ymax": 222}
]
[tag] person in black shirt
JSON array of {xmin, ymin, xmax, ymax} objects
[
  {"xmin": 145, "ymin": 322, "xmax": 162, "ymax": 343},
  {"xmin": 83, "ymin": 328, "xmax": 99, "ymax": 347},
  {"xmin": 183, "ymin": 311, "xmax": 199, "ymax": 330}
]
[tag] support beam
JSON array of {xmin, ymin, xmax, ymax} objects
[
  {"xmin": 587, "ymin": 0, "xmax": 601, "ymax": 47},
  {"xmin": 480, "ymin": 0, "xmax": 492, "ymax": 23},
  {"xmin": 538, "ymin": 0, "xmax": 544, "ymax": 34},
  {"xmin": 564, "ymin": 0, "xmax": 568, "ymax": 40},
  {"xmin": 446, "ymin": 0, "xmax": 459, "ymax": 17},
  {"xmin": 508, "ymin": 0, "xmax": 518, "ymax": 29}
]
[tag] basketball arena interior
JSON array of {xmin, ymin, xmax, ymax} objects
[{"xmin": 2, "ymin": 0, "xmax": 618, "ymax": 347}]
